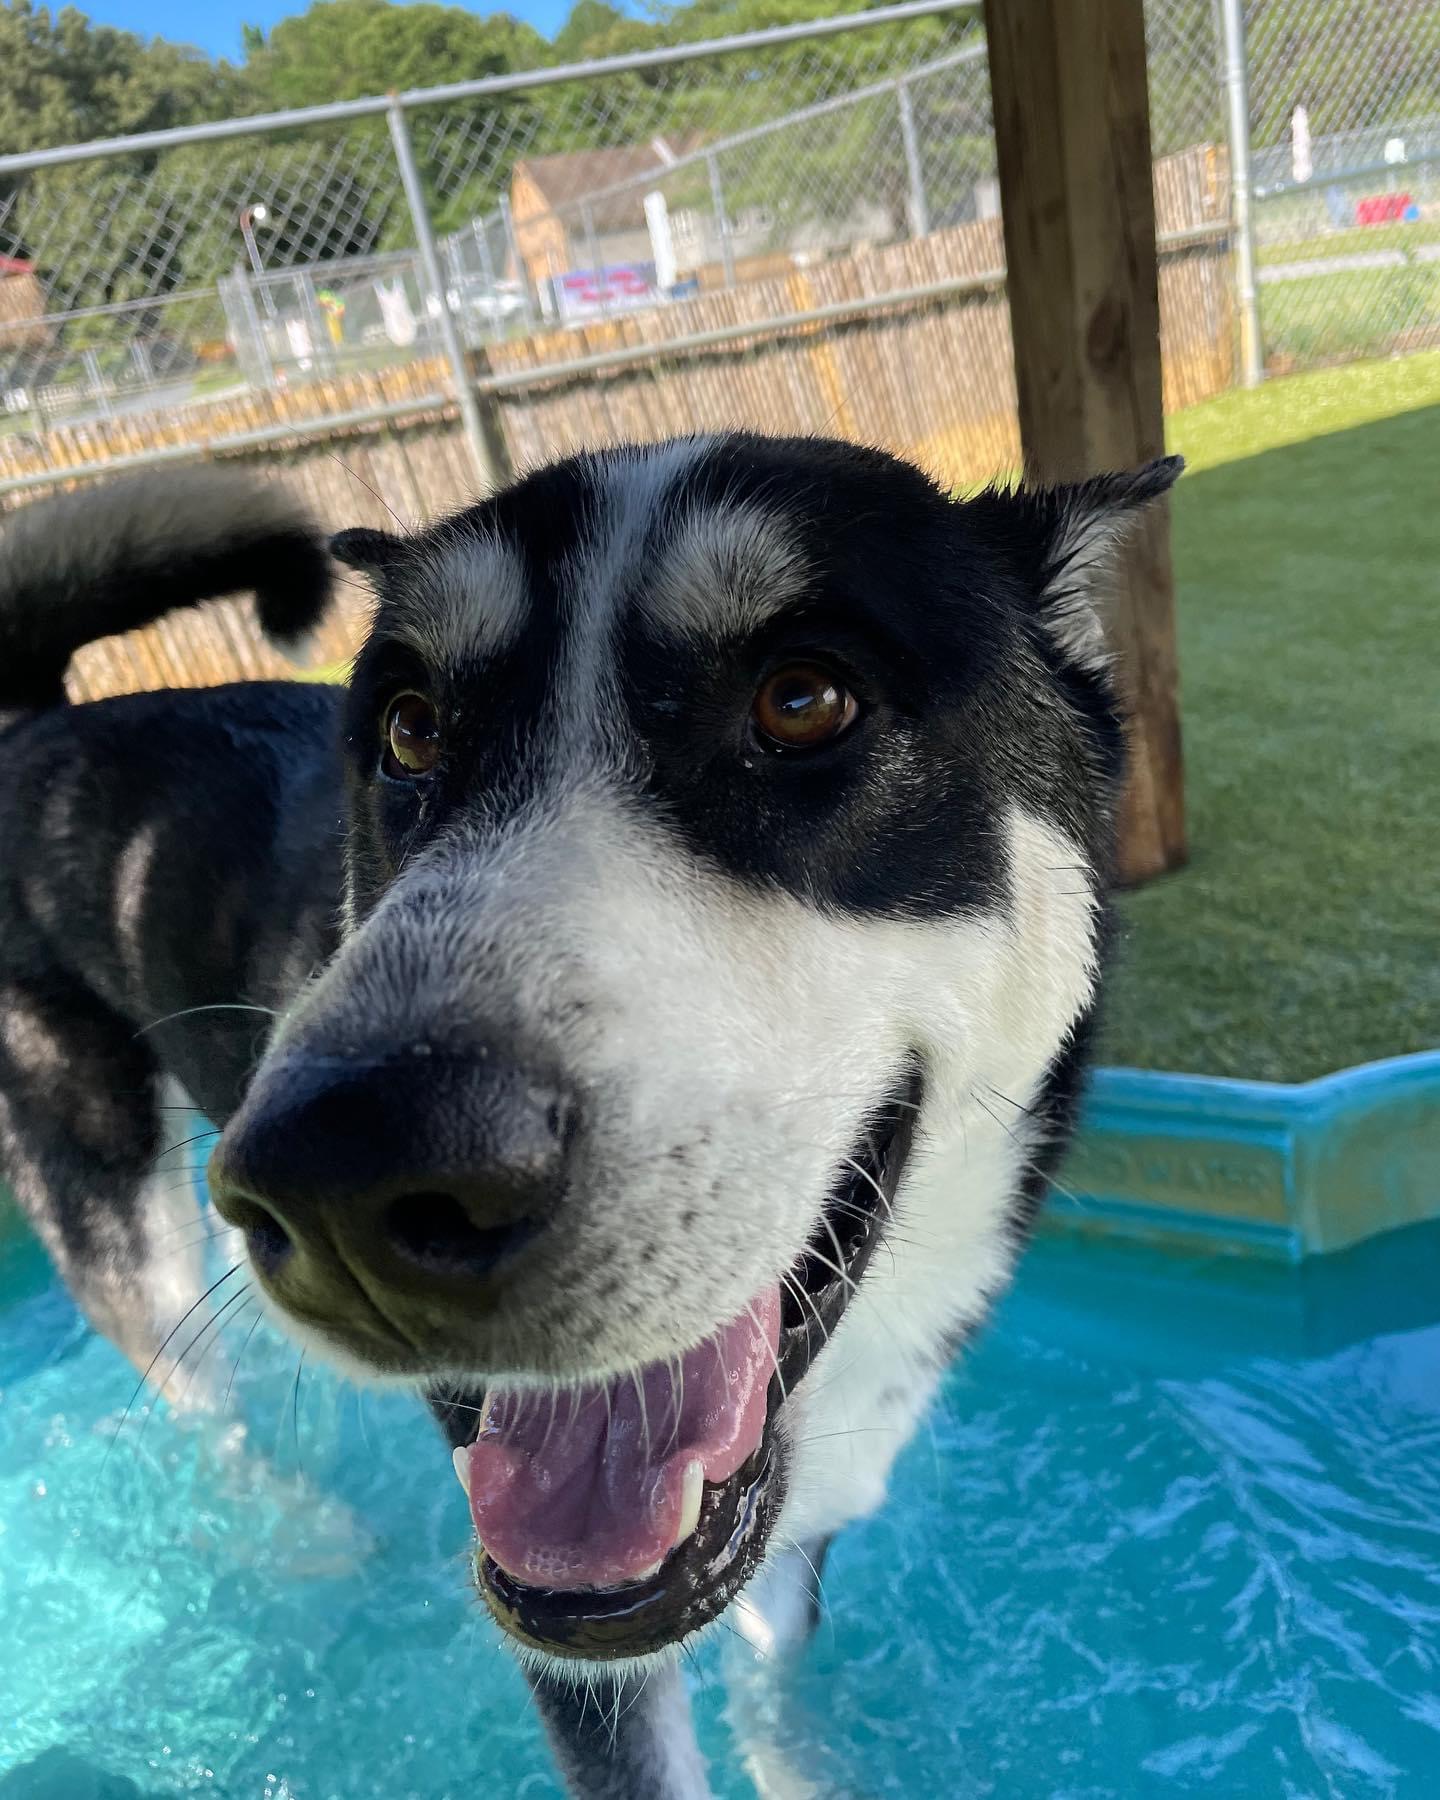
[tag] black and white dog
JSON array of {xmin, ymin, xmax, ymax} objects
[{"xmin": 0, "ymin": 438, "xmax": 1179, "ymax": 1797}]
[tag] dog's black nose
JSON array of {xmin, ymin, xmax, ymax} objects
[{"xmin": 208, "ymin": 1050, "xmax": 575, "ymax": 1308}]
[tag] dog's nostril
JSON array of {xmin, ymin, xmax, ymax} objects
[
  {"xmin": 543, "ymin": 1092, "xmax": 579, "ymax": 1152},
  {"xmin": 245, "ymin": 1209, "xmax": 292, "ymax": 1276},
  {"xmin": 383, "ymin": 1191, "xmax": 539, "ymax": 1278}
]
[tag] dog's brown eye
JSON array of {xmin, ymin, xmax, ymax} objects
[
  {"xmin": 751, "ymin": 663, "xmax": 857, "ymax": 751},
  {"xmin": 382, "ymin": 692, "xmax": 441, "ymax": 778}
]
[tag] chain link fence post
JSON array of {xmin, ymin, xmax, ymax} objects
[
  {"xmin": 1220, "ymin": 0, "xmax": 1264, "ymax": 386},
  {"xmin": 580, "ymin": 201, "xmax": 607, "ymax": 316},
  {"xmin": 897, "ymin": 79, "xmax": 931, "ymax": 238},
  {"xmin": 386, "ymin": 97, "xmax": 508, "ymax": 493},
  {"xmin": 219, "ymin": 269, "xmax": 275, "ymax": 391},
  {"xmin": 498, "ymin": 193, "xmax": 538, "ymax": 328},
  {"xmin": 708, "ymin": 153, "xmax": 737, "ymax": 288}
]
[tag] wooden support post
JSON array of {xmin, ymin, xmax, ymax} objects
[{"xmin": 984, "ymin": 0, "xmax": 1185, "ymax": 884}]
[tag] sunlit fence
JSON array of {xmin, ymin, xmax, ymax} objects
[
  {"xmin": 0, "ymin": 0, "xmax": 993, "ymax": 485},
  {"xmin": 0, "ymin": 0, "xmax": 1434, "ymax": 505}
]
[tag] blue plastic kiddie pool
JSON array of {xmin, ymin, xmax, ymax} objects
[{"xmin": 2, "ymin": 1202, "xmax": 1438, "ymax": 1798}]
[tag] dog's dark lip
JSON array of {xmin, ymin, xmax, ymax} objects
[
  {"xmin": 776, "ymin": 1069, "xmax": 921, "ymax": 1395},
  {"xmin": 472, "ymin": 1068, "xmax": 922, "ymax": 1663}
]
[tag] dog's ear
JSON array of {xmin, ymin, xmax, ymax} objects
[
  {"xmin": 967, "ymin": 455, "xmax": 1183, "ymax": 673},
  {"xmin": 330, "ymin": 527, "xmax": 407, "ymax": 588}
]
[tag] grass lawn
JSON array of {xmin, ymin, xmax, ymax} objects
[
  {"xmin": 1260, "ymin": 262, "xmax": 1440, "ymax": 365},
  {"xmin": 1099, "ymin": 352, "xmax": 1440, "ymax": 1083}
]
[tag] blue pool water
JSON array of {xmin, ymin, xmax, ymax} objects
[{"xmin": 2, "ymin": 1211, "xmax": 1439, "ymax": 1799}]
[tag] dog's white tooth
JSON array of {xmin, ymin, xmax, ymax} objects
[
  {"xmin": 452, "ymin": 1445, "xmax": 472, "ymax": 1499},
  {"xmin": 636, "ymin": 1559, "xmax": 664, "ymax": 1581},
  {"xmin": 676, "ymin": 1459, "xmax": 705, "ymax": 1547}
]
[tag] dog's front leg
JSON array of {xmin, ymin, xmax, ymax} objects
[{"xmin": 528, "ymin": 1661, "xmax": 712, "ymax": 1800}]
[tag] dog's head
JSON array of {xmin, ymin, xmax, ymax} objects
[{"xmin": 210, "ymin": 434, "xmax": 1178, "ymax": 1666}]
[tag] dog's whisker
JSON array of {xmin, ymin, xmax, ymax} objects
[
  {"xmin": 323, "ymin": 450, "xmax": 410, "ymax": 530},
  {"xmin": 782, "ymin": 1535, "xmax": 833, "ymax": 1629},
  {"xmin": 148, "ymin": 1204, "xmax": 231, "ymax": 1243},
  {"xmin": 222, "ymin": 1307, "xmax": 266, "ymax": 1416},
  {"xmin": 154, "ymin": 1124, "xmax": 222, "ymax": 1151},
  {"xmin": 134, "ymin": 1001, "xmax": 277, "ymax": 1039},
  {"xmin": 290, "ymin": 1350, "xmax": 308, "ymax": 1480},
  {"xmin": 616, "ymin": 1667, "xmax": 652, "ymax": 1730},
  {"xmin": 969, "ymin": 1089, "xmax": 1090, "ymax": 1214},
  {"xmin": 743, "ymin": 1299, "xmax": 789, "ymax": 1410},
  {"xmin": 98, "ymin": 1263, "xmax": 244, "ymax": 1482},
  {"xmin": 151, "ymin": 1130, "xmax": 221, "ymax": 1167},
  {"xmin": 820, "ymin": 1192, "xmax": 920, "ymax": 1244},
  {"xmin": 821, "ymin": 1213, "xmax": 863, "ymax": 1299},
  {"xmin": 983, "ymin": 1081, "xmax": 1042, "ymax": 1119},
  {"xmin": 833, "ymin": 1152, "xmax": 898, "ymax": 1222},
  {"xmin": 433, "ymin": 1392, "xmax": 489, "ymax": 1419},
  {"xmin": 779, "ymin": 1269, "xmax": 833, "ymax": 1363},
  {"xmin": 600, "ymin": 1372, "xmax": 615, "ymax": 1443},
  {"xmin": 133, "ymin": 1279, "xmax": 253, "ymax": 1458},
  {"xmin": 148, "ymin": 1223, "xmax": 245, "ymax": 1263},
  {"xmin": 665, "ymin": 1354, "xmax": 684, "ymax": 1456},
  {"xmin": 538, "ymin": 1383, "xmax": 563, "ymax": 1462},
  {"xmin": 631, "ymin": 1367, "xmax": 653, "ymax": 1466},
  {"xmin": 174, "ymin": 1283, "xmax": 252, "ymax": 1411},
  {"xmin": 795, "ymin": 1242, "xmax": 858, "ymax": 1299}
]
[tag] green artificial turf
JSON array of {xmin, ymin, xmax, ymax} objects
[{"xmin": 1100, "ymin": 353, "xmax": 1440, "ymax": 1082}]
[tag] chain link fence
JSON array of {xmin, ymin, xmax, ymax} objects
[
  {"xmin": 1145, "ymin": 0, "xmax": 1439, "ymax": 378},
  {"xmin": 0, "ymin": 1, "xmax": 989, "ymax": 470},
  {"xmin": 1236, "ymin": 0, "xmax": 1440, "ymax": 375},
  {"xmin": 0, "ymin": 0, "xmax": 1434, "ymax": 500}
]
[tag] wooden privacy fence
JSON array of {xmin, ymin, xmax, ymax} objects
[{"xmin": 0, "ymin": 146, "xmax": 1233, "ymax": 705}]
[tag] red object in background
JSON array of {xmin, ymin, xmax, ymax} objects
[
  {"xmin": 1355, "ymin": 194, "xmax": 1413, "ymax": 226},
  {"xmin": 0, "ymin": 256, "xmax": 36, "ymax": 275}
]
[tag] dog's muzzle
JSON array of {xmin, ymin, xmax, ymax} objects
[{"xmin": 210, "ymin": 1044, "xmax": 920, "ymax": 1664}]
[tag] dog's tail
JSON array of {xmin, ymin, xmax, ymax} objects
[{"xmin": 0, "ymin": 467, "xmax": 334, "ymax": 719}]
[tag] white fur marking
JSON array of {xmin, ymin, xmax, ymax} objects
[{"xmin": 643, "ymin": 501, "xmax": 807, "ymax": 643}]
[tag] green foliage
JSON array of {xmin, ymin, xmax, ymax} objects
[
  {"xmin": 0, "ymin": 0, "xmax": 250, "ymax": 270},
  {"xmin": 1144, "ymin": 0, "xmax": 1226, "ymax": 156},
  {"xmin": 0, "ymin": 0, "xmax": 246, "ymax": 153},
  {"xmin": 551, "ymin": 0, "xmax": 649, "ymax": 63},
  {"xmin": 242, "ymin": 0, "xmax": 549, "ymax": 107}
]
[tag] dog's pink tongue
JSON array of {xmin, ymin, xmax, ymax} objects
[{"xmin": 463, "ymin": 1286, "xmax": 779, "ymax": 1592}]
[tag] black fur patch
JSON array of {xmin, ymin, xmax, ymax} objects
[{"xmin": 0, "ymin": 468, "xmax": 334, "ymax": 713}]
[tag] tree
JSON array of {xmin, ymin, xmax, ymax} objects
[
  {"xmin": 243, "ymin": 0, "xmax": 549, "ymax": 107},
  {"xmin": 242, "ymin": 0, "xmax": 557, "ymax": 236},
  {"xmin": 0, "ymin": 0, "xmax": 246, "ymax": 155},
  {"xmin": 0, "ymin": 0, "xmax": 251, "ymax": 310},
  {"xmin": 551, "ymin": 0, "xmax": 659, "ymax": 63}
]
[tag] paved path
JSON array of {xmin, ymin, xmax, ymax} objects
[{"xmin": 1262, "ymin": 243, "xmax": 1440, "ymax": 284}]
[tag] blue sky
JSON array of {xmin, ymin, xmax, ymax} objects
[{"xmin": 77, "ymin": 0, "xmax": 574, "ymax": 61}]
